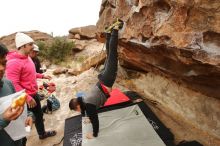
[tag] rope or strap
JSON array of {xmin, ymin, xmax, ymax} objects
[{"xmin": 52, "ymin": 136, "xmax": 64, "ymax": 146}]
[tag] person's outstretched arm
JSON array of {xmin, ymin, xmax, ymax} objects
[{"xmin": 85, "ymin": 103, "xmax": 99, "ymax": 138}]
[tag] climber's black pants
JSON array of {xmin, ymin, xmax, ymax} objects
[{"xmin": 98, "ymin": 29, "xmax": 118, "ymax": 88}]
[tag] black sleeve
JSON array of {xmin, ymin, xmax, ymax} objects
[
  {"xmin": 34, "ymin": 58, "xmax": 43, "ymax": 73},
  {"xmin": 78, "ymin": 97, "xmax": 85, "ymax": 116},
  {"xmin": 81, "ymin": 108, "xmax": 85, "ymax": 117},
  {"xmin": 85, "ymin": 103, "xmax": 99, "ymax": 137}
]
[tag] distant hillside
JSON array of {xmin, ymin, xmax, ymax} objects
[{"xmin": 0, "ymin": 30, "xmax": 53, "ymax": 50}]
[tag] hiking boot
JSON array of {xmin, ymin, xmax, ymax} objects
[{"xmin": 39, "ymin": 130, "xmax": 56, "ymax": 139}]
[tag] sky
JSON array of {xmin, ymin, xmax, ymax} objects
[{"xmin": 0, "ymin": 0, "xmax": 102, "ymax": 37}]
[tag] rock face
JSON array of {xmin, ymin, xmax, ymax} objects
[
  {"xmin": 97, "ymin": 0, "xmax": 220, "ymax": 145},
  {"xmin": 67, "ymin": 23, "xmax": 110, "ymax": 76},
  {"xmin": 53, "ymin": 68, "xmax": 68, "ymax": 75},
  {"xmin": 69, "ymin": 25, "xmax": 97, "ymax": 39},
  {"xmin": 97, "ymin": 0, "xmax": 220, "ymax": 99},
  {"xmin": 119, "ymin": 70, "xmax": 220, "ymax": 146},
  {"xmin": 0, "ymin": 30, "xmax": 53, "ymax": 50},
  {"xmin": 67, "ymin": 39, "xmax": 106, "ymax": 75}
]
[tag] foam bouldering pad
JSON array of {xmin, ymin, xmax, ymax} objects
[
  {"xmin": 104, "ymin": 88, "xmax": 130, "ymax": 106},
  {"xmin": 64, "ymin": 91, "xmax": 175, "ymax": 146}
]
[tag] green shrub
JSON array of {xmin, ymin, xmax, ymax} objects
[
  {"xmin": 36, "ymin": 37, "xmax": 74, "ymax": 64},
  {"xmin": 37, "ymin": 41, "xmax": 48, "ymax": 59}
]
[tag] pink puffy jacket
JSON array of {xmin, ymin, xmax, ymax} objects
[{"xmin": 6, "ymin": 51, "xmax": 43, "ymax": 102}]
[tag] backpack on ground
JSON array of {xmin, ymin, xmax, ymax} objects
[{"xmin": 42, "ymin": 94, "xmax": 60, "ymax": 114}]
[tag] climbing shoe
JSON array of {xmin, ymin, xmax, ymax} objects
[
  {"xmin": 113, "ymin": 18, "xmax": 124, "ymax": 30},
  {"xmin": 104, "ymin": 26, "xmax": 112, "ymax": 33},
  {"xmin": 104, "ymin": 18, "xmax": 124, "ymax": 33}
]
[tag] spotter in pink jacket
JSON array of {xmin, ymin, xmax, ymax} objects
[{"xmin": 6, "ymin": 51, "xmax": 43, "ymax": 102}]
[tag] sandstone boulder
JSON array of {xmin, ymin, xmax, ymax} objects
[
  {"xmin": 69, "ymin": 25, "xmax": 97, "ymax": 39},
  {"xmin": 68, "ymin": 39, "xmax": 106, "ymax": 75},
  {"xmin": 53, "ymin": 68, "xmax": 68, "ymax": 75},
  {"xmin": 70, "ymin": 39, "xmax": 88, "ymax": 52},
  {"xmin": 97, "ymin": 0, "xmax": 220, "ymax": 99}
]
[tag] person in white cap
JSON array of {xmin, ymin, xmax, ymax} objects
[
  {"xmin": 29, "ymin": 44, "xmax": 44, "ymax": 73},
  {"xmin": 6, "ymin": 32, "xmax": 56, "ymax": 140}
]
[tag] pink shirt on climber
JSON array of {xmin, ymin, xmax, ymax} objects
[{"xmin": 6, "ymin": 51, "xmax": 43, "ymax": 102}]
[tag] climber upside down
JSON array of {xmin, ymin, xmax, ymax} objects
[{"xmin": 69, "ymin": 19, "xmax": 142, "ymax": 139}]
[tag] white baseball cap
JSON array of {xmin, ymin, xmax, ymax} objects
[
  {"xmin": 33, "ymin": 44, "xmax": 39, "ymax": 52},
  {"xmin": 15, "ymin": 32, "xmax": 34, "ymax": 49}
]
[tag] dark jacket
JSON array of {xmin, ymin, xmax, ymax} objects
[{"xmin": 32, "ymin": 57, "xmax": 43, "ymax": 73}]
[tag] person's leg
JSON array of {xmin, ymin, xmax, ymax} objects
[
  {"xmin": 29, "ymin": 94, "xmax": 56, "ymax": 139},
  {"xmin": 21, "ymin": 137, "xmax": 27, "ymax": 146},
  {"xmin": 103, "ymin": 33, "xmax": 111, "ymax": 69},
  {"xmin": 14, "ymin": 137, "xmax": 26, "ymax": 146},
  {"xmin": 105, "ymin": 33, "xmax": 111, "ymax": 57},
  {"xmin": 98, "ymin": 29, "xmax": 119, "ymax": 88},
  {"xmin": 22, "ymin": 137, "xmax": 27, "ymax": 146},
  {"xmin": 0, "ymin": 129, "xmax": 16, "ymax": 146},
  {"xmin": 28, "ymin": 94, "xmax": 45, "ymax": 136},
  {"xmin": 100, "ymin": 32, "xmax": 111, "ymax": 75}
]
